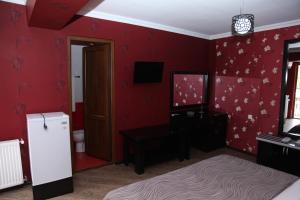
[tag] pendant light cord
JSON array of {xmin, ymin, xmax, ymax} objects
[{"xmin": 240, "ymin": 0, "xmax": 244, "ymax": 14}]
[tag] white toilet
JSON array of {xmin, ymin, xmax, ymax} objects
[{"xmin": 73, "ymin": 129, "xmax": 85, "ymax": 152}]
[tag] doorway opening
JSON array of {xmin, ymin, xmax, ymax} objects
[
  {"xmin": 68, "ymin": 37, "xmax": 115, "ymax": 172},
  {"xmin": 293, "ymin": 64, "xmax": 300, "ymax": 118}
]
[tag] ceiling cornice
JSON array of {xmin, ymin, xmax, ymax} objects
[
  {"xmin": 2, "ymin": 1, "xmax": 300, "ymax": 40},
  {"xmin": 79, "ymin": 10, "xmax": 211, "ymax": 40},
  {"xmin": 81, "ymin": 10, "xmax": 300, "ymax": 41},
  {"xmin": 209, "ymin": 19, "xmax": 300, "ymax": 40}
]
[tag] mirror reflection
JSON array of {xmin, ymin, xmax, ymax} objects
[
  {"xmin": 173, "ymin": 74, "xmax": 205, "ymax": 107},
  {"xmin": 283, "ymin": 41, "xmax": 300, "ymax": 136}
]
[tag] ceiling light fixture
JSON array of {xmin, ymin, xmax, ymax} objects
[{"xmin": 232, "ymin": 0, "xmax": 254, "ymax": 36}]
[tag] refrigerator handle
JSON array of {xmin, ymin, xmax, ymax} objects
[{"xmin": 40, "ymin": 113, "xmax": 48, "ymax": 130}]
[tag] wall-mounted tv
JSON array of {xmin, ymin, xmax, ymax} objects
[
  {"xmin": 170, "ymin": 71, "xmax": 209, "ymax": 112},
  {"xmin": 134, "ymin": 61, "xmax": 164, "ymax": 83}
]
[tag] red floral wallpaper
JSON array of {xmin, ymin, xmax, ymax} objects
[
  {"xmin": 213, "ymin": 25, "xmax": 300, "ymax": 153},
  {"xmin": 173, "ymin": 74, "xmax": 204, "ymax": 106},
  {"xmin": 0, "ymin": 2, "xmax": 209, "ymax": 178},
  {"xmin": 1, "ymin": 1, "xmax": 300, "ymax": 180},
  {"xmin": 214, "ymin": 76, "xmax": 261, "ymax": 152}
]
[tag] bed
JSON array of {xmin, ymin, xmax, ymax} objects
[{"xmin": 103, "ymin": 155, "xmax": 299, "ymax": 200}]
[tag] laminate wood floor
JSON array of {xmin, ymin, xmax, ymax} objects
[{"xmin": 0, "ymin": 148, "xmax": 255, "ymax": 200}]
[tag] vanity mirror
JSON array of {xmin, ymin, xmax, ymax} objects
[
  {"xmin": 279, "ymin": 38, "xmax": 300, "ymax": 138},
  {"xmin": 170, "ymin": 71, "xmax": 209, "ymax": 113}
]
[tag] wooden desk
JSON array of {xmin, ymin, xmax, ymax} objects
[{"xmin": 120, "ymin": 124, "xmax": 189, "ymax": 174}]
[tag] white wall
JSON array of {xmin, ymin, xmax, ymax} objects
[{"xmin": 71, "ymin": 45, "xmax": 86, "ymax": 111}]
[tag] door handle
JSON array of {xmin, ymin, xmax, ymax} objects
[
  {"xmin": 282, "ymin": 147, "xmax": 288, "ymax": 155},
  {"xmin": 283, "ymin": 147, "xmax": 289, "ymax": 155}
]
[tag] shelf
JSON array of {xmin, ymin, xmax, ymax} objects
[{"xmin": 256, "ymin": 134, "xmax": 300, "ymax": 151}]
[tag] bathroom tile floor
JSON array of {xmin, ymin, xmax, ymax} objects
[{"xmin": 74, "ymin": 152, "xmax": 108, "ymax": 172}]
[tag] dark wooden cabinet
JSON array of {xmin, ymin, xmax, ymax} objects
[
  {"xmin": 257, "ymin": 134, "xmax": 300, "ymax": 177},
  {"xmin": 120, "ymin": 124, "xmax": 189, "ymax": 174},
  {"xmin": 170, "ymin": 111, "xmax": 228, "ymax": 152},
  {"xmin": 120, "ymin": 111, "xmax": 228, "ymax": 174}
]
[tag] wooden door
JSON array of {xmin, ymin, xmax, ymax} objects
[{"xmin": 83, "ymin": 45, "xmax": 111, "ymax": 161}]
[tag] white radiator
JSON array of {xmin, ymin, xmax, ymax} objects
[{"xmin": 0, "ymin": 139, "xmax": 24, "ymax": 190}]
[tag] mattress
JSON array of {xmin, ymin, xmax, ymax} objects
[{"xmin": 103, "ymin": 154, "xmax": 298, "ymax": 200}]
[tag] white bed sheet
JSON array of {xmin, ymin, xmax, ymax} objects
[
  {"xmin": 273, "ymin": 179, "xmax": 300, "ymax": 200},
  {"xmin": 104, "ymin": 155, "xmax": 298, "ymax": 200}
]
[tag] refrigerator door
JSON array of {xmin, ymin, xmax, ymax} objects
[{"xmin": 27, "ymin": 112, "xmax": 72, "ymax": 186}]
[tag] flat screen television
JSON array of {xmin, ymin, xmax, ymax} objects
[
  {"xmin": 134, "ymin": 61, "xmax": 164, "ymax": 83},
  {"xmin": 170, "ymin": 71, "xmax": 209, "ymax": 112}
]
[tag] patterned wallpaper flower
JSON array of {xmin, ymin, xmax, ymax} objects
[
  {"xmin": 215, "ymin": 76, "xmax": 261, "ymax": 153},
  {"xmin": 173, "ymin": 74, "xmax": 204, "ymax": 106},
  {"xmin": 213, "ymin": 25, "xmax": 300, "ymax": 153}
]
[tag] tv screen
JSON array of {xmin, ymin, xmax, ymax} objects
[{"xmin": 134, "ymin": 61, "xmax": 164, "ymax": 83}]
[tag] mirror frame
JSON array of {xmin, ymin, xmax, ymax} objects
[
  {"xmin": 278, "ymin": 38, "xmax": 300, "ymax": 135},
  {"xmin": 170, "ymin": 71, "xmax": 209, "ymax": 113}
]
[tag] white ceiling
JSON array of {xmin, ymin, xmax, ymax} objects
[{"xmin": 3, "ymin": 0, "xmax": 300, "ymax": 39}]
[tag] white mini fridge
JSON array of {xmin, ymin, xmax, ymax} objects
[{"xmin": 26, "ymin": 112, "xmax": 73, "ymax": 200}]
